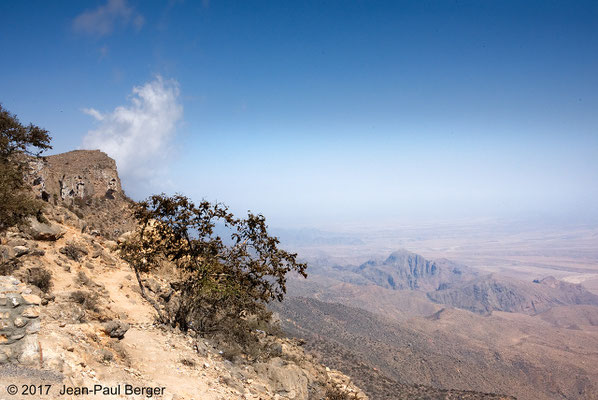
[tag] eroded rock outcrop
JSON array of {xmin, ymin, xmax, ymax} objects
[
  {"xmin": 28, "ymin": 150, "xmax": 122, "ymax": 202},
  {"xmin": 26, "ymin": 150, "xmax": 136, "ymax": 239}
]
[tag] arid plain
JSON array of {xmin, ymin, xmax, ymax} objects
[
  {"xmin": 282, "ymin": 220, "xmax": 598, "ymax": 294},
  {"xmin": 274, "ymin": 220, "xmax": 598, "ymax": 399}
]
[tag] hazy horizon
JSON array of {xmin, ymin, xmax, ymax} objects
[{"xmin": 2, "ymin": 0, "xmax": 597, "ymax": 229}]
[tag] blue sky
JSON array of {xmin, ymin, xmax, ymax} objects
[{"xmin": 1, "ymin": 0, "xmax": 597, "ymax": 228}]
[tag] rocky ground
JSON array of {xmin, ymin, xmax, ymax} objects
[{"xmin": 0, "ymin": 207, "xmax": 366, "ymax": 400}]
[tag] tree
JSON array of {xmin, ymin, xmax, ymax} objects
[
  {"xmin": 119, "ymin": 194, "xmax": 307, "ymax": 339},
  {"xmin": 0, "ymin": 104, "xmax": 52, "ymax": 232}
]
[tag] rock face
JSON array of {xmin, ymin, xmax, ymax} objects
[
  {"xmin": 0, "ymin": 276, "xmax": 42, "ymax": 365},
  {"xmin": 427, "ymin": 274, "xmax": 598, "ymax": 315},
  {"xmin": 28, "ymin": 150, "xmax": 123, "ymax": 202},
  {"xmin": 354, "ymin": 250, "xmax": 476, "ymax": 291},
  {"xmin": 254, "ymin": 357, "xmax": 309, "ymax": 400},
  {"xmin": 26, "ymin": 150, "xmax": 136, "ymax": 238}
]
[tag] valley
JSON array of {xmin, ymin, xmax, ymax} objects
[{"xmin": 274, "ymin": 227, "xmax": 598, "ymax": 399}]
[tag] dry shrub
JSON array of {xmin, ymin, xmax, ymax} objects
[
  {"xmin": 70, "ymin": 290, "xmax": 99, "ymax": 312},
  {"xmin": 75, "ymin": 270, "xmax": 92, "ymax": 286},
  {"xmin": 25, "ymin": 266, "xmax": 52, "ymax": 292},
  {"xmin": 0, "ymin": 258, "xmax": 20, "ymax": 276},
  {"xmin": 179, "ymin": 358, "xmax": 196, "ymax": 367},
  {"xmin": 60, "ymin": 242, "xmax": 88, "ymax": 262},
  {"xmin": 99, "ymin": 349, "xmax": 114, "ymax": 363},
  {"xmin": 325, "ymin": 386, "xmax": 359, "ymax": 400}
]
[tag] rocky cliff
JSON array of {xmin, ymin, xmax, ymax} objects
[
  {"xmin": 28, "ymin": 150, "xmax": 123, "ymax": 202},
  {"xmin": 26, "ymin": 150, "xmax": 136, "ymax": 239}
]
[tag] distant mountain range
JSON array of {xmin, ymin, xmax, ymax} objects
[
  {"xmin": 306, "ymin": 249, "xmax": 598, "ymax": 315},
  {"xmin": 278, "ymin": 249, "xmax": 598, "ymax": 399},
  {"xmin": 427, "ymin": 274, "xmax": 598, "ymax": 315},
  {"xmin": 354, "ymin": 250, "xmax": 477, "ymax": 291}
]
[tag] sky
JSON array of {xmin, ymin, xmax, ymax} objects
[{"xmin": 1, "ymin": 0, "xmax": 597, "ymax": 229}]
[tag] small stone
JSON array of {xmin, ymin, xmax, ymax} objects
[
  {"xmin": 102, "ymin": 320, "xmax": 130, "ymax": 339},
  {"xmin": 13, "ymin": 245, "xmax": 30, "ymax": 257},
  {"xmin": 325, "ymin": 367, "xmax": 330, "ymax": 372},
  {"xmin": 7, "ymin": 238, "xmax": 27, "ymax": 247},
  {"xmin": 0, "ymin": 296, "xmax": 6, "ymax": 306},
  {"xmin": 22, "ymin": 306, "xmax": 40, "ymax": 318},
  {"xmin": 10, "ymin": 296, "xmax": 20, "ymax": 307},
  {"xmin": 22, "ymin": 294, "xmax": 42, "ymax": 305},
  {"xmin": 25, "ymin": 319, "xmax": 40, "ymax": 334},
  {"xmin": 13, "ymin": 317, "xmax": 27, "ymax": 328},
  {"xmin": 10, "ymin": 332, "xmax": 25, "ymax": 341},
  {"xmin": 270, "ymin": 343, "xmax": 283, "ymax": 357},
  {"xmin": 0, "ymin": 335, "xmax": 8, "ymax": 344},
  {"xmin": 66, "ymin": 346, "xmax": 74, "ymax": 352},
  {"xmin": 85, "ymin": 262, "xmax": 95, "ymax": 270},
  {"xmin": 59, "ymin": 322, "xmax": 66, "ymax": 327}
]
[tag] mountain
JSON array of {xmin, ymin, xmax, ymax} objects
[
  {"xmin": 353, "ymin": 250, "xmax": 477, "ymax": 291},
  {"xmin": 427, "ymin": 274, "xmax": 598, "ymax": 315}
]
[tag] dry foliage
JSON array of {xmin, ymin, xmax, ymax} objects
[
  {"xmin": 25, "ymin": 266, "xmax": 52, "ymax": 293},
  {"xmin": 119, "ymin": 194, "xmax": 307, "ymax": 354},
  {"xmin": 0, "ymin": 104, "xmax": 51, "ymax": 232}
]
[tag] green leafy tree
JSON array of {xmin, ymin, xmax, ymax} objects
[
  {"xmin": 0, "ymin": 104, "xmax": 52, "ymax": 232},
  {"xmin": 119, "ymin": 194, "xmax": 307, "ymax": 338}
]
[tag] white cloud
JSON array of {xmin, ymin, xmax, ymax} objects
[
  {"xmin": 82, "ymin": 76, "xmax": 183, "ymax": 193},
  {"xmin": 82, "ymin": 108, "xmax": 104, "ymax": 121},
  {"xmin": 73, "ymin": 0, "xmax": 144, "ymax": 37}
]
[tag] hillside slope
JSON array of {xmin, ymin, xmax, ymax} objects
[
  {"xmin": 274, "ymin": 296, "xmax": 598, "ymax": 400},
  {"xmin": 1, "ymin": 150, "xmax": 367, "ymax": 400}
]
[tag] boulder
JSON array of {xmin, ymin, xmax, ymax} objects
[
  {"xmin": 26, "ymin": 218, "xmax": 65, "ymax": 241},
  {"xmin": 13, "ymin": 246, "xmax": 29, "ymax": 257},
  {"xmin": 102, "ymin": 320, "xmax": 130, "ymax": 339},
  {"xmin": 0, "ymin": 245, "xmax": 15, "ymax": 262},
  {"xmin": 18, "ymin": 335, "xmax": 41, "ymax": 366}
]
